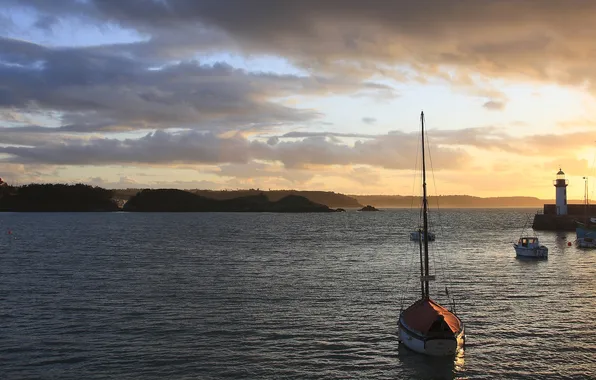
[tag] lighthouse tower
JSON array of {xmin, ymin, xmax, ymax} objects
[{"xmin": 554, "ymin": 168, "xmax": 568, "ymax": 215}]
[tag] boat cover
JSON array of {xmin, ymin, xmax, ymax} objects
[{"xmin": 402, "ymin": 298, "xmax": 461, "ymax": 334}]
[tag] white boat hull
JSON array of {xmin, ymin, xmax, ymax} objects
[
  {"xmin": 514, "ymin": 245, "xmax": 548, "ymax": 258},
  {"xmin": 398, "ymin": 320, "xmax": 465, "ymax": 356}
]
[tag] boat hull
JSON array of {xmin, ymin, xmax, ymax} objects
[
  {"xmin": 577, "ymin": 237, "xmax": 596, "ymax": 248},
  {"xmin": 514, "ymin": 244, "xmax": 548, "ymax": 258},
  {"xmin": 398, "ymin": 319, "xmax": 464, "ymax": 356},
  {"xmin": 576, "ymin": 224, "xmax": 596, "ymax": 239}
]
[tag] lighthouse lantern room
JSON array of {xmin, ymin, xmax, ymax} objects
[{"xmin": 553, "ymin": 168, "xmax": 568, "ymax": 215}]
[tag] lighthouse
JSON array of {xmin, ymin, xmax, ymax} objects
[{"xmin": 553, "ymin": 168, "xmax": 568, "ymax": 215}]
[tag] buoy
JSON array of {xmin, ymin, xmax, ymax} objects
[
  {"xmin": 7, "ymin": 229, "xmax": 11, "ymax": 235},
  {"xmin": 567, "ymin": 242, "xmax": 572, "ymax": 246}
]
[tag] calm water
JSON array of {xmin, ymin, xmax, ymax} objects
[{"xmin": 1, "ymin": 209, "xmax": 594, "ymax": 379}]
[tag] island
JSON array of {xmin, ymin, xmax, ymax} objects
[
  {"xmin": 359, "ymin": 205, "xmax": 380, "ymax": 211},
  {"xmin": 123, "ymin": 189, "xmax": 337, "ymax": 212},
  {"xmin": 113, "ymin": 188, "xmax": 363, "ymax": 208}
]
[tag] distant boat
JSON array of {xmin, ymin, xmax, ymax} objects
[
  {"xmin": 409, "ymin": 229, "xmax": 436, "ymax": 242},
  {"xmin": 514, "ymin": 236, "xmax": 548, "ymax": 258},
  {"xmin": 575, "ymin": 220, "xmax": 596, "ymax": 239},
  {"xmin": 575, "ymin": 176, "xmax": 596, "ymax": 241},
  {"xmin": 398, "ymin": 112, "xmax": 465, "ymax": 356}
]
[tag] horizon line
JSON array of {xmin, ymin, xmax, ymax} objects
[{"xmin": 1, "ymin": 181, "xmax": 585, "ymax": 200}]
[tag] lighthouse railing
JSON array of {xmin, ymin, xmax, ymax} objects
[{"xmin": 553, "ymin": 179, "xmax": 569, "ymax": 186}]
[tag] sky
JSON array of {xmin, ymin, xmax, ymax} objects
[{"xmin": 2, "ymin": 1, "xmax": 596, "ymax": 198}]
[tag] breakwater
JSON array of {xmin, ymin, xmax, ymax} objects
[{"xmin": 532, "ymin": 203, "xmax": 596, "ymax": 231}]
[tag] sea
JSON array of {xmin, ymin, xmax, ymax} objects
[{"xmin": 1, "ymin": 209, "xmax": 594, "ymax": 379}]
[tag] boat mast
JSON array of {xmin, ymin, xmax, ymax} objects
[
  {"xmin": 418, "ymin": 228, "xmax": 424, "ymax": 298},
  {"xmin": 421, "ymin": 111, "xmax": 430, "ymax": 299},
  {"xmin": 584, "ymin": 176, "xmax": 589, "ymax": 223}
]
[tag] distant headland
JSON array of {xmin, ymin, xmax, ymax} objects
[{"xmin": 0, "ymin": 184, "xmax": 343, "ymax": 212}]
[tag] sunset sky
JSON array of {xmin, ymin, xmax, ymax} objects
[{"xmin": 2, "ymin": 1, "xmax": 596, "ymax": 198}]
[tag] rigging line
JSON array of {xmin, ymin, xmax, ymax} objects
[
  {"xmin": 399, "ymin": 237, "xmax": 418, "ymax": 310},
  {"xmin": 402, "ymin": 124, "xmax": 422, "ymax": 309},
  {"xmin": 590, "ymin": 143, "xmax": 596, "ymax": 201},
  {"xmin": 410, "ymin": 127, "xmax": 421, "ymax": 212},
  {"xmin": 424, "ymin": 118, "xmax": 453, "ymax": 301}
]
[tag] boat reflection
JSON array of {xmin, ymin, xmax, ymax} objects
[
  {"xmin": 397, "ymin": 341, "xmax": 465, "ymax": 379},
  {"xmin": 554, "ymin": 231, "xmax": 571, "ymax": 251}
]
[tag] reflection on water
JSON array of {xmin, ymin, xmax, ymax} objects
[
  {"xmin": 554, "ymin": 231, "xmax": 571, "ymax": 251},
  {"xmin": 397, "ymin": 343, "xmax": 465, "ymax": 379}
]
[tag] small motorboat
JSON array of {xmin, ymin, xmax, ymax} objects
[
  {"xmin": 514, "ymin": 236, "xmax": 548, "ymax": 258},
  {"xmin": 410, "ymin": 229, "xmax": 436, "ymax": 242}
]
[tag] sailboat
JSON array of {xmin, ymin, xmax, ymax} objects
[{"xmin": 398, "ymin": 111, "xmax": 465, "ymax": 356}]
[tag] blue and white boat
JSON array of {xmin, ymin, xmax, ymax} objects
[{"xmin": 514, "ymin": 236, "xmax": 548, "ymax": 258}]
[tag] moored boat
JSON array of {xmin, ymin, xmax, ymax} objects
[
  {"xmin": 576, "ymin": 220, "xmax": 596, "ymax": 239},
  {"xmin": 514, "ymin": 236, "xmax": 548, "ymax": 258},
  {"xmin": 409, "ymin": 229, "xmax": 436, "ymax": 242},
  {"xmin": 576, "ymin": 236, "xmax": 596, "ymax": 248},
  {"xmin": 399, "ymin": 298, "xmax": 465, "ymax": 356}
]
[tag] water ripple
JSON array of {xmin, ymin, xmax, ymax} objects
[{"xmin": 0, "ymin": 210, "xmax": 594, "ymax": 379}]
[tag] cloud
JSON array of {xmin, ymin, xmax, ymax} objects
[
  {"xmin": 0, "ymin": 37, "xmax": 399, "ymax": 135},
  {"xmin": 0, "ymin": 162, "xmax": 62, "ymax": 184},
  {"xmin": 8, "ymin": 1, "xmax": 596, "ymax": 91},
  {"xmin": 0, "ymin": 128, "xmax": 469, "ymax": 170},
  {"xmin": 4, "ymin": 1, "xmax": 596, "ymax": 194},
  {"xmin": 0, "ymin": 126, "xmax": 97, "ymax": 147},
  {"xmin": 32, "ymin": 15, "xmax": 59, "ymax": 31},
  {"xmin": 483, "ymin": 100, "xmax": 505, "ymax": 111},
  {"xmin": 213, "ymin": 162, "xmax": 315, "ymax": 183},
  {"xmin": 86, "ymin": 176, "xmax": 226, "ymax": 190},
  {"xmin": 0, "ymin": 130, "xmax": 254, "ymax": 165},
  {"xmin": 281, "ymin": 131, "xmax": 376, "ymax": 139},
  {"xmin": 0, "ymin": 38, "xmax": 330, "ymax": 132},
  {"xmin": 556, "ymin": 119, "xmax": 596, "ymax": 129},
  {"xmin": 2, "ymin": 125, "xmax": 595, "ymax": 169},
  {"xmin": 542, "ymin": 158, "xmax": 592, "ymax": 177}
]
